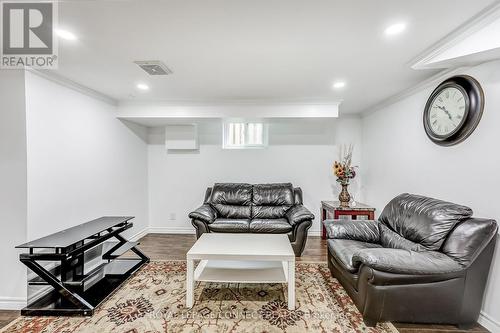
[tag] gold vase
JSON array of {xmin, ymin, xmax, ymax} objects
[{"xmin": 339, "ymin": 182, "xmax": 351, "ymax": 207}]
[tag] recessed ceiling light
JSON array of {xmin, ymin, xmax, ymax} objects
[
  {"xmin": 136, "ymin": 83, "xmax": 150, "ymax": 91},
  {"xmin": 332, "ymin": 81, "xmax": 346, "ymax": 89},
  {"xmin": 384, "ymin": 22, "xmax": 407, "ymax": 36},
  {"xmin": 55, "ymin": 29, "xmax": 77, "ymax": 41}
]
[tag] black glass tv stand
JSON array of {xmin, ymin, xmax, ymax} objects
[{"xmin": 16, "ymin": 216, "xmax": 149, "ymax": 316}]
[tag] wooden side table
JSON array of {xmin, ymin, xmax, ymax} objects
[{"xmin": 321, "ymin": 201, "xmax": 376, "ymax": 239}]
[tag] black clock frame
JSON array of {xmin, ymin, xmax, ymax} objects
[{"xmin": 423, "ymin": 75, "xmax": 484, "ymax": 146}]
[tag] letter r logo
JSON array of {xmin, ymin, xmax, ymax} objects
[{"xmin": 2, "ymin": 2, "xmax": 53, "ymax": 54}]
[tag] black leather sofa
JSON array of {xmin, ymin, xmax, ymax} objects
[
  {"xmin": 324, "ymin": 193, "xmax": 497, "ymax": 327},
  {"xmin": 189, "ymin": 183, "xmax": 315, "ymax": 256}
]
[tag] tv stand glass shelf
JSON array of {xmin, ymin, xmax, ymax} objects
[{"xmin": 16, "ymin": 216, "xmax": 149, "ymax": 316}]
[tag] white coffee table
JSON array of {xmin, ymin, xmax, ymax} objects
[{"xmin": 186, "ymin": 233, "xmax": 296, "ymax": 310}]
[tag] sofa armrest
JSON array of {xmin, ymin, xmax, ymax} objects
[
  {"xmin": 442, "ymin": 218, "xmax": 498, "ymax": 268},
  {"xmin": 324, "ymin": 219, "xmax": 380, "ymax": 243},
  {"xmin": 352, "ymin": 248, "xmax": 463, "ymax": 275},
  {"xmin": 286, "ymin": 205, "xmax": 315, "ymax": 226},
  {"xmin": 189, "ymin": 204, "xmax": 217, "ymax": 224}
]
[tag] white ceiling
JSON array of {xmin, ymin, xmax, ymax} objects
[{"xmin": 52, "ymin": 0, "xmax": 496, "ymax": 114}]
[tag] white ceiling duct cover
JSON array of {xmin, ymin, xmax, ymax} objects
[{"xmin": 134, "ymin": 61, "xmax": 173, "ymax": 76}]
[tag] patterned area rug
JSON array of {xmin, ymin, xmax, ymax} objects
[{"xmin": 2, "ymin": 261, "xmax": 397, "ymax": 333}]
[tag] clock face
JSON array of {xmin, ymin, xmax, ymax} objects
[{"xmin": 428, "ymin": 86, "xmax": 468, "ymax": 137}]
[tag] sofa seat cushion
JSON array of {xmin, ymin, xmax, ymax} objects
[
  {"xmin": 379, "ymin": 193, "xmax": 473, "ymax": 250},
  {"xmin": 328, "ymin": 239, "xmax": 383, "ymax": 273},
  {"xmin": 208, "ymin": 219, "xmax": 250, "ymax": 233},
  {"xmin": 250, "ymin": 218, "xmax": 292, "ymax": 233}
]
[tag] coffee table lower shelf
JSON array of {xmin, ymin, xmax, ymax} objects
[
  {"xmin": 186, "ymin": 259, "xmax": 295, "ymax": 310},
  {"xmin": 195, "ymin": 260, "xmax": 289, "ymax": 283}
]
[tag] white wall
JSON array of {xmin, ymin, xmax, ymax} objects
[
  {"xmin": 25, "ymin": 71, "xmax": 149, "ymax": 240},
  {"xmin": 362, "ymin": 60, "xmax": 500, "ymax": 332},
  {"xmin": 0, "ymin": 70, "xmax": 28, "ymax": 309},
  {"xmin": 148, "ymin": 117, "xmax": 362, "ymax": 235}
]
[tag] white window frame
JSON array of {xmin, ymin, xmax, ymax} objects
[{"xmin": 222, "ymin": 121, "xmax": 269, "ymax": 149}]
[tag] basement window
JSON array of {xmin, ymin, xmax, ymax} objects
[{"xmin": 223, "ymin": 122, "xmax": 268, "ymax": 149}]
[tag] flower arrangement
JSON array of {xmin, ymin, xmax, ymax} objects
[{"xmin": 333, "ymin": 144, "xmax": 357, "ymax": 185}]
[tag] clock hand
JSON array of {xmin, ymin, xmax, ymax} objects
[{"xmin": 437, "ymin": 105, "xmax": 453, "ymax": 120}]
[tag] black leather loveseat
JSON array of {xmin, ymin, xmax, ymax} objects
[
  {"xmin": 324, "ymin": 193, "xmax": 497, "ymax": 328},
  {"xmin": 189, "ymin": 183, "xmax": 314, "ymax": 256}
]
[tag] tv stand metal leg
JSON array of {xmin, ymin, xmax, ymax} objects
[{"xmin": 20, "ymin": 258, "xmax": 93, "ymax": 311}]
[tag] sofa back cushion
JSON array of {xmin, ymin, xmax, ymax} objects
[
  {"xmin": 252, "ymin": 183, "xmax": 294, "ymax": 218},
  {"xmin": 379, "ymin": 193, "xmax": 473, "ymax": 251},
  {"xmin": 210, "ymin": 183, "xmax": 252, "ymax": 218},
  {"xmin": 379, "ymin": 223, "xmax": 425, "ymax": 252}
]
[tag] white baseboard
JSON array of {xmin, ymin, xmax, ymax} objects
[
  {"xmin": 308, "ymin": 229, "xmax": 321, "ymax": 237},
  {"xmin": 147, "ymin": 226, "xmax": 196, "ymax": 234},
  {"xmin": 0, "ymin": 297, "xmax": 26, "ymax": 310},
  {"xmin": 479, "ymin": 311, "xmax": 500, "ymax": 333},
  {"xmin": 129, "ymin": 227, "xmax": 150, "ymax": 241}
]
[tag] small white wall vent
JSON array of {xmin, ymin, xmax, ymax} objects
[
  {"xmin": 165, "ymin": 125, "xmax": 198, "ymax": 150},
  {"xmin": 134, "ymin": 61, "xmax": 173, "ymax": 75}
]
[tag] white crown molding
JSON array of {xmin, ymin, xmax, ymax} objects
[
  {"xmin": 337, "ymin": 113, "xmax": 362, "ymax": 120},
  {"xmin": 360, "ymin": 67, "xmax": 467, "ymax": 116},
  {"xmin": 26, "ymin": 68, "xmax": 118, "ymax": 106},
  {"xmin": 118, "ymin": 99, "xmax": 342, "ymax": 108},
  {"xmin": 479, "ymin": 311, "xmax": 500, "ymax": 333},
  {"xmin": 411, "ymin": 1, "xmax": 500, "ymax": 69},
  {"xmin": 117, "ymin": 103, "xmax": 340, "ymax": 119}
]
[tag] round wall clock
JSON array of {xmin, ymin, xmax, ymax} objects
[{"xmin": 423, "ymin": 75, "xmax": 484, "ymax": 146}]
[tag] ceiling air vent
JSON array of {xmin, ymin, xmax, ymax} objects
[{"xmin": 134, "ymin": 60, "xmax": 173, "ymax": 76}]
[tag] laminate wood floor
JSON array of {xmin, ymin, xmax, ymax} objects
[{"xmin": 0, "ymin": 234, "xmax": 488, "ymax": 333}]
